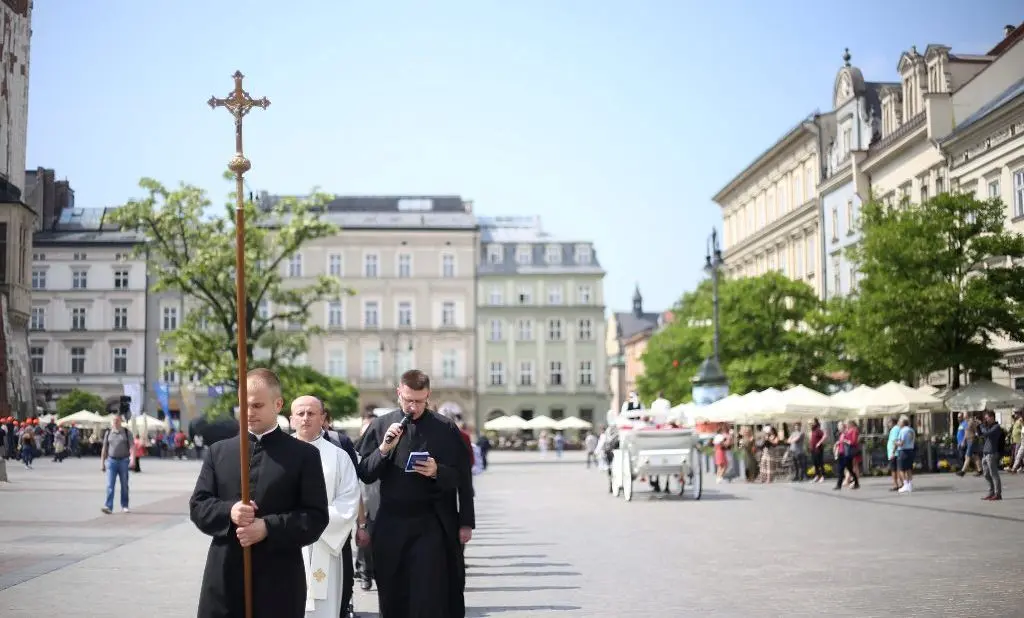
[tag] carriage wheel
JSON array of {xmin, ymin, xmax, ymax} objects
[
  {"xmin": 687, "ymin": 446, "xmax": 703, "ymax": 500},
  {"xmin": 622, "ymin": 454, "xmax": 634, "ymax": 502}
]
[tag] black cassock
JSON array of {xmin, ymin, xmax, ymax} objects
[
  {"xmin": 357, "ymin": 409, "xmax": 475, "ymax": 618},
  {"xmin": 189, "ymin": 427, "xmax": 329, "ymax": 618}
]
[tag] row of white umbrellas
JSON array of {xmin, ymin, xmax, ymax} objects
[
  {"xmin": 483, "ymin": 414, "xmax": 592, "ymax": 432},
  {"xmin": 55, "ymin": 410, "xmax": 170, "ymax": 431},
  {"xmin": 687, "ymin": 379, "xmax": 1024, "ymax": 424}
]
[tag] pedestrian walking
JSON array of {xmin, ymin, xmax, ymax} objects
[
  {"xmin": 100, "ymin": 415, "xmax": 135, "ymax": 513},
  {"xmin": 979, "ymin": 410, "xmax": 1004, "ymax": 501}
]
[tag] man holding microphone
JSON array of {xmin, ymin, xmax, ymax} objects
[{"xmin": 356, "ymin": 369, "xmax": 475, "ymax": 618}]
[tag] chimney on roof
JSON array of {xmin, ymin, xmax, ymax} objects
[
  {"xmin": 1006, "ymin": 24, "xmax": 1016, "ymax": 37},
  {"xmin": 463, "ymin": 199, "xmax": 473, "ymax": 213}
]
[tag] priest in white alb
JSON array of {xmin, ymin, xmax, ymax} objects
[{"xmin": 290, "ymin": 395, "xmax": 361, "ymax": 618}]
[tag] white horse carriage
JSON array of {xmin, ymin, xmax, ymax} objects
[{"xmin": 607, "ymin": 417, "xmax": 703, "ymax": 501}]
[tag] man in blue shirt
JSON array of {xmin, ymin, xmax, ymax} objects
[
  {"xmin": 886, "ymin": 418, "xmax": 901, "ymax": 492},
  {"xmin": 955, "ymin": 412, "xmax": 968, "ymax": 466},
  {"xmin": 896, "ymin": 415, "xmax": 916, "ymax": 493}
]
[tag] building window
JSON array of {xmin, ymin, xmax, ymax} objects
[
  {"xmin": 1014, "ymin": 169, "xmax": 1024, "ymax": 218},
  {"xmin": 112, "ymin": 347, "xmax": 128, "ymax": 374},
  {"xmin": 488, "ymin": 286, "xmax": 503, "ymax": 305},
  {"xmin": 832, "ymin": 257, "xmax": 841, "ymax": 295},
  {"xmin": 71, "ymin": 347, "xmax": 86, "ymax": 375},
  {"xmin": 804, "ymin": 235, "xmax": 815, "ymax": 276},
  {"xmin": 545, "ymin": 245, "xmax": 561, "ymax": 264},
  {"xmin": 31, "ymin": 268, "xmax": 46, "ymax": 290},
  {"xmin": 831, "ymin": 205, "xmax": 839, "ymax": 241},
  {"xmin": 441, "ymin": 350, "xmax": 457, "ymax": 380},
  {"xmin": 72, "ymin": 269, "xmax": 88, "ymax": 289},
  {"xmin": 162, "ymin": 306, "xmax": 178, "ymax": 330},
  {"xmin": 516, "ymin": 246, "xmax": 532, "ymax": 265},
  {"xmin": 71, "ymin": 307, "xmax": 87, "ymax": 330},
  {"xmin": 548, "ymin": 319, "xmax": 562, "ymax": 341},
  {"xmin": 327, "ymin": 350, "xmax": 347, "ymax": 378},
  {"xmin": 578, "ymin": 318, "xmax": 593, "ymax": 341},
  {"xmin": 441, "ymin": 302, "xmax": 456, "ymax": 327},
  {"xmin": 547, "ymin": 285, "xmax": 563, "ymax": 305},
  {"xmin": 846, "ymin": 199, "xmax": 854, "ymax": 231},
  {"xmin": 364, "ymin": 254, "xmax": 379, "ymax": 278},
  {"xmin": 805, "ymin": 162, "xmax": 815, "ymax": 199},
  {"xmin": 113, "ymin": 306, "xmax": 128, "ymax": 330},
  {"xmin": 489, "ymin": 362, "xmax": 504, "ymax": 386},
  {"xmin": 397, "ymin": 253, "xmax": 412, "ymax": 278},
  {"xmin": 920, "ymin": 184, "xmax": 929, "ymax": 203},
  {"xmin": 488, "ymin": 319, "xmax": 502, "ymax": 342},
  {"xmin": 363, "ymin": 301, "xmax": 379, "ymax": 328},
  {"xmin": 549, "ymin": 361, "xmax": 563, "ymax": 386},
  {"xmin": 397, "ymin": 301, "xmax": 412, "ymax": 327},
  {"xmin": 362, "ymin": 349, "xmax": 381, "ymax": 380},
  {"xmin": 162, "ymin": 358, "xmax": 177, "ymax": 383},
  {"xmin": 288, "ymin": 254, "xmax": 303, "ymax": 277},
  {"xmin": 29, "ymin": 306, "xmax": 44, "ymax": 330},
  {"xmin": 517, "ymin": 288, "xmax": 532, "ymax": 305},
  {"xmin": 328, "ymin": 301, "xmax": 343, "ymax": 327},
  {"xmin": 579, "ymin": 361, "xmax": 593, "ymax": 386},
  {"xmin": 517, "ymin": 319, "xmax": 533, "ymax": 341},
  {"xmin": 258, "ymin": 300, "xmax": 270, "ymax": 320},
  {"xmin": 29, "ymin": 346, "xmax": 43, "ymax": 374},
  {"xmin": 779, "ymin": 244, "xmax": 788, "ymax": 275},
  {"xmin": 441, "ymin": 254, "xmax": 455, "ymax": 278},
  {"xmin": 114, "ymin": 269, "xmax": 129, "ymax": 289},
  {"xmin": 328, "ymin": 253, "xmax": 342, "ymax": 277},
  {"xmin": 988, "ymin": 178, "xmax": 1001, "ymax": 199},
  {"xmin": 486, "ymin": 245, "xmax": 503, "ymax": 264},
  {"xmin": 577, "ymin": 285, "xmax": 592, "ymax": 304},
  {"xmin": 519, "ymin": 361, "xmax": 534, "ymax": 386},
  {"xmin": 849, "ymin": 264, "xmax": 858, "ymax": 292},
  {"xmin": 575, "ymin": 245, "xmax": 592, "ymax": 264}
]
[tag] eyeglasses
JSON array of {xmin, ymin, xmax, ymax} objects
[{"xmin": 398, "ymin": 395, "xmax": 429, "ymax": 409}]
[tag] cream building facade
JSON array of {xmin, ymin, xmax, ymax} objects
[
  {"xmin": 31, "ymin": 208, "xmax": 148, "ymax": 408},
  {"xmin": 939, "ymin": 26, "xmax": 1024, "ymax": 389},
  {"xmin": 714, "ymin": 119, "xmax": 825, "ymax": 297},
  {"xmin": 476, "ymin": 216, "xmax": 607, "ymax": 431}
]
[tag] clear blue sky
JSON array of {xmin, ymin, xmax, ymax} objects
[{"xmin": 27, "ymin": 1, "xmax": 1021, "ymax": 314}]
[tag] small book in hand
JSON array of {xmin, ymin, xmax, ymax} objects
[{"xmin": 405, "ymin": 451, "xmax": 430, "ymax": 472}]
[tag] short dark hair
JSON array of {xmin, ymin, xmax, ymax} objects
[
  {"xmin": 400, "ymin": 369, "xmax": 431, "ymax": 391},
  {"xmin": 247, "ymin": 368, "xmax": 282, "ymax": 395}
]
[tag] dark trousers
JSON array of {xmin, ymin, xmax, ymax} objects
[
  {"xmin": 835, "ymin": 454, "xmax": 859, "ymax": 488},
  {"xmin": 340, "ymin": 532, "xmax": 353, "ymax": 615},
  {"xmin": 791, "ymin": 452, "xmax": 808, "ymax": 481},
  {"xmin": 356, "ymin": 520, "xmax": 375, "ymax": 582},
  {"xmin": 811, "ymin": 450, "xmax": 824, "ymax": 478}
]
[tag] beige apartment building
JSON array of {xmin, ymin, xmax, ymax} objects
[
  {"xmin": 277, "ymin": 196, "xmax": 479, "ymax": 416},
  {"xmin": 714, "ymin": 118, "xmax": 824, "ymax": 297},
  {"xmin": 476, "ymin": 216, "xmax": 608, "ymax": 430}
]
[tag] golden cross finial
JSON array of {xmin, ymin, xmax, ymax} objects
[{"xmin": 207, "ymin": 71, "xmax": 270, "ymax": 175}]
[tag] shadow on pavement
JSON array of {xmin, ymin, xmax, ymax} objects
[
  {"xmin": 467, "ymin": 605, "xmax": 582, "ymax": 616},
  {"xmin": 466, "ymin": 570, "xmax": 581, "ymax": 578},
  {"xmin": 466, "ymin": 554, "xmax": 547, "ymax": 560},
  {"xmin": 466, "ymin": 585, "xmax": 581, "ymax": 593},
  {"xmin": 467, "ymin": 561, "xmax": 573, "ymax": 568},
  {"xmin": 469, "ymin": 542, "xmax": 555, "ymax": 548}
]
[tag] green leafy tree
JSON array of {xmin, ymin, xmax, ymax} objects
[
  {"xmin": 56, "ymin": 388, "xmax": 107, "ymax": 418},
  {"xmin": 843, "ymin": 192, "xmax": 1024, "ymax": 387},
  {"xmin": 108, "ymin": 177, "xmax": 351, "ymax": 388},
  {"xmin": 638, "ymin": 272, "xmax": 832, "ymax": 402},
  {"xmin": 206, "ymin": 364, "xmax": 359, "ymax": 421}
]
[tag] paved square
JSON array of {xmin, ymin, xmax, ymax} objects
[{"xmin": 1, "ymin": 452, "xmax": 1021, "ymax": 616}]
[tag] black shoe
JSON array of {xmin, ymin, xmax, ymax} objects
[
  {"xmin": 360, "ymin": 577, "xmax": 372, "ymax": 591},
  {"xmin": 344, "ymin": 602, "xmax": 356, "ymax": 618}
]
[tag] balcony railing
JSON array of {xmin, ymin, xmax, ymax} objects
[{"xmin": 869, "ymin": 112, "xmax": 926, "ymax": 155}]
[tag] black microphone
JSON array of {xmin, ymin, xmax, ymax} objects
[{"xmin": 384, "ymin": 413, "xmax": 413, "ymax": 444}]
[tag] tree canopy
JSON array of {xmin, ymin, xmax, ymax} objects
[
  {"xmin": 56, "ymin": 388, "xmax": 107, "ymax": 418},
  {"xmin": 205, "ymin": 364, "xmax": 360, "ymax": 421},
  {"xmin": 108, "ymin": 177, "xmax": 350, "ymax": 388},
  {"xmin": 637, "ymin": 272, "xmax": 831, "ymax": 403},
  {"xmin": 841, "ymin": 192, "xmax": 1024, "ymax": 387}
]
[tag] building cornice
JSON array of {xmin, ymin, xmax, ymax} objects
[
  {"xmin": 861, "ymin": 112, "xmax": 928, "ymax": 173},
  {"xmin": 712, "ymin": 116, "xmax": 818, "ymax": 204},
  {"xmin": 723, "ymin": 199, "xmax": 818, "ymax": 261},
  {"xmin": 943, "ymin": 105, "xmax": 1024, "ymax": 171}
]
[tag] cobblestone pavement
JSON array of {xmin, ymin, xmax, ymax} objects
[{"xmin": 1, "ymin": 451, "xmax": 1022, "ymax": 617}]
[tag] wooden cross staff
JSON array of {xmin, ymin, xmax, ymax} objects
[{"xmin": 208, "ymin": 70, "xmax": 269, "ymax": 618}]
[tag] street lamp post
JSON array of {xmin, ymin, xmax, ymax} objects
[{"xmin": 692, "ymin": 228, "xmax": 729, "ymax": 406}]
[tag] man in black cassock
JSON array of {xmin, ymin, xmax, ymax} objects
[
  {"xmin": 190, "ymin": 368, "xmax": 330, "ymax": 618},
  {"xmin": 357, "ymin": 369, "xmax": 475, "ymax": 618}
]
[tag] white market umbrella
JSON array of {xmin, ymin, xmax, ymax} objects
[
  {"xmin": 858, "ymin": 381, "xmax": 944, "ymax": 417},
  {"xmin": 732, "ymin": 390, "xmax": 769, "ymax": 424},
  {"xmin": 526, "ymin": 415, "xmax": 560, "ymax": 431},
  {"xmin": 554, "ymin": 416, "xmax": 592, "ymax": 431},
  {"xmin": 276, "ymin": 415, "xmax": 291, "ymax": 431},
  {"xmin": 944, "ymin": 379, "xmax": 1024, "ymax": 412},
  {"xmin": 696, "ymin": 393, "xmax": 743, "ymax": 423},
  {"xmin": 332, "ymin": 416, "xmax": 364, "ymax": 431},
  {"xmin": 56, "ymin": 410, "xmax": 107, "ymax": 427},
  {"xmin": 777, "ymin": 385, "xmax": 837, "ymax": 419},
  {"xmin": 484, "ymin": 415, "xmax": 529, "ymax": 432},
  {"xmin": 124, "ymin": 414, "xmax": 168, "ymax": 432},
  {"xmin": 668, "ymin": 402, "xmax": 696, "ymax": 425},
  {"xmin": 917, "ymin": 384, "xmax": 940, "ymax": 396}
]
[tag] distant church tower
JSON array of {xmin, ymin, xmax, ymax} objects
[
  {"xmin": 632, "ymin": 284, "xmax": 644, "ymax": 317},
  {"xmin": 0, "ymin": 0, "xmax": 35, "ymax": 418}
]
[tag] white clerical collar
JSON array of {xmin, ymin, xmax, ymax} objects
[{"xmin": 249, "ymin": 426, "xmax": 278, "ymax": 442}]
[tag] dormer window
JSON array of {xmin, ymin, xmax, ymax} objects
[
  {"xmin": 544, "ymin": 245, "xmax": 561, "ymax": 265},
  {"xmin": 486, "ymin": 244, "xmax": 503, "ymax": 264},
  {"xmin": 575, "ymin": 245, "xmax": 592, "ymax": 265},
  {"xmin": 516, "ymin": 246, "xmax": 532, "ymax": 265}
]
